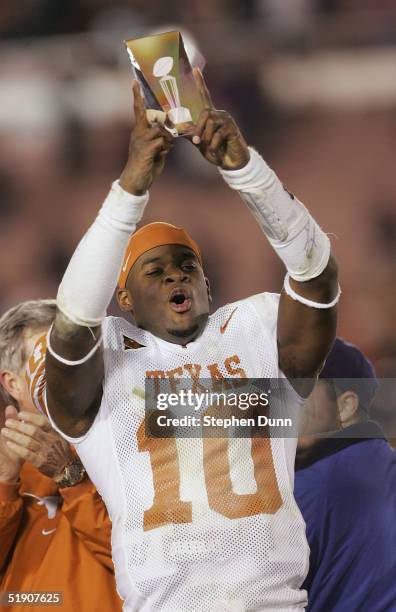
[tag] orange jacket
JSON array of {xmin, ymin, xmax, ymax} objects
[{"xmin": 0, "ymin": 463, "xmax": 122, "ymax": 612}]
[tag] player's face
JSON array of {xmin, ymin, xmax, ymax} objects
[{"xmin": 120, "ymin": 244, "xmax": 210, "ymax": 345}]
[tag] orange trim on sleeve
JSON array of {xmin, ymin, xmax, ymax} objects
[{"xmin": 26, "ymin": 334, "xmax": 48, "ymax": 415}]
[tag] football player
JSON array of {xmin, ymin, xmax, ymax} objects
[{"xmin": 27, "ymin": 69, "xmax": 339, "ymax": 611}]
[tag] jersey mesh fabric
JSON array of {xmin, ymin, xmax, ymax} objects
[{"xmin": 28, "ymin": 292, "xmax": 309, "ymax": 612}]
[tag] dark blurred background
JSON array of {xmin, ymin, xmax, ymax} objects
[{"xmin": 1, "ymin": 0, "xmax": 396, "ymax": 436}]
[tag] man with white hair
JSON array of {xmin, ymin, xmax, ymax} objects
[{"xmin": 0, "ymin": 299, "xmax": 121, "ymax": 612}]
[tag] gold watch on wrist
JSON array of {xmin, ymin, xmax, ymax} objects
[{"xmin": 54, "ymin": 457, "xmax": 86, "ymax": 488}]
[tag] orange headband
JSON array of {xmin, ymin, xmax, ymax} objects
[{"xmin": 118, "ymin": 222, "xmax": 202, "ymax": 289}]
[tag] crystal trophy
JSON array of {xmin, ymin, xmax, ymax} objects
[{"xmin": 125, "ymin": 31, "xmax": 204, "ymax": 135}]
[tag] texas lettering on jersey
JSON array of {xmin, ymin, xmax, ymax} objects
[{"xmin": 145, "ymin": 353, "xmax": 247, "ymax": 394}]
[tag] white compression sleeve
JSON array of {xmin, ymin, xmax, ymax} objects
[
  {"xmin": 219, "ymin": 147, "xmax": 330, "ymax": 282},
  {"xmin": 57, "ymin": 180, "xmax": 148, "ymax": 327}
]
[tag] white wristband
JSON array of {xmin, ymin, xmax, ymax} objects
[
  {"xmin": 57, "ymin": 180, "xmax": 148, "ymax": 327},
  {"xmin": 99, "ymin": 179, "xmax": 148, "ymax": 231},
  {"xmin": 219, "ymin": 148, "xmax": 274, "ymax": 192},
  {"xmin": 284, "ymin": 273, "xmax": 341, "ymax": 309},
  {"xmin": 220, "ymin": 147, "xmax": 331, "ymax": 282},
  {"xmin": 47, "ymin": 324, "xmax": 103, "ymax": 366}
]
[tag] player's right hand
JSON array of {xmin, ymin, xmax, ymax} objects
[
  {"xmin": 0, "ymin": 405, "xmax": 23, "ymax": 483},
  {"xmin": 120, "ymin": 80, "xmax": 174, "ymax": 196}
]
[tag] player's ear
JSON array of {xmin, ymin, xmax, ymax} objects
[
  {"xmin": 117, "ymin": 288, "xmax": 134, "ymax": 313},
  {"xmin": 0, "ymin": 370, "xmax": 23, "ymax": 403},
  {"xmin": 205, "ymin": 277, "xmax": 212, "ymax": 302},
  {"xmin": 337, "ymin": 390, "xmax": 359, "ymax": 426}
]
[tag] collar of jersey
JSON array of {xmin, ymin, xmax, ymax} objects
[
  {"xmin": 148, "ymin": 327, "xmax": 209, "ymax": 353},
  {"xmin": 119, "ymin": 313, "xmax": 216, "ymax": 353}
]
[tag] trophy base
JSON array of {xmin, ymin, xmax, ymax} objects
[{"xmin": 168, "ymin": 107, "xmax": 192, "ymax": 125}]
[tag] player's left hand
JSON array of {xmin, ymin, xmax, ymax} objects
[
  {"xmin": 189, "ymin": 67, "xmax": 250, "ymax": 170},
  {"xmin": 1, "ymin": 411, "xmax": 74, "ymax": 480}
]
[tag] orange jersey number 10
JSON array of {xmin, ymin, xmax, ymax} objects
[{"xmin": 137, "ymin": 421, "xmax": 282, "ymax": 531}]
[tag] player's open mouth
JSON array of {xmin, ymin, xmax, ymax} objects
[{"xmin": 169, "ymin": 288, "xmax": 192, "ymax": 313}]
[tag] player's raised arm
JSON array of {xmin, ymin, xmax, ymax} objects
[
  {"xmin": 46, "ymin": 82, "xmax": 174, "ymax": 437},
  {"xmin": 191, "ymin": 68, "xmax": 339, "ymax": 397}
]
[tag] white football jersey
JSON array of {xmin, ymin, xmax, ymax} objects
[{"xmin": 28, "ymin": 292, "xmax": 309, "ymax": 612}]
